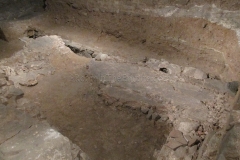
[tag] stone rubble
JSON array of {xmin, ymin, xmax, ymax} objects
[
  {"xmin": 64, "ymin": 40, "xmax": 127, "ymax": 63},
  {"xmin": 0, "ymin": 36, "xmax": 89, "ymax": 160}
]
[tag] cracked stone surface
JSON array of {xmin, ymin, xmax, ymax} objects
[{"xmin": 0, "ymin": 105, "xmax": 80, "ymax": 160}]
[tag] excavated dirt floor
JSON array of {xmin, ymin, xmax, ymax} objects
[
  {"xmin": 0, "ymin": 6, "xmax": 239, "ymax": 160},
  {"xmin": 0, "ymin": 18, "xmax": 174, "ymax": 159},
  {"xmin": 22, "ymin": 50, "xmax": 171, "ymax": 160}
]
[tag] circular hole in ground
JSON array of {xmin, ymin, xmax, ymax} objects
[{"xmin": 159, "ymin": 68, "xmax": 168, "ymax": 73}]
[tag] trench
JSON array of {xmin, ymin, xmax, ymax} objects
[
  {"xmin": 1, "ymin": 1, "xmax": 240, "ymax": 160},
  {"xmin": 22, "ymin": 62, "xmax": 171, "ymax": 160}
]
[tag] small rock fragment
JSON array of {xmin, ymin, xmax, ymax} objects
[
  {"xmin": 92, "ymin": 52, "xmax": 99, "ymax": 58},
  {"xmin": 169, "ymin": 129, "xmax": 183, "ymax": 138},
  {"xmin": 174, "ymin": 147, "xmax": 188, "ymax": 158},
  {"xmin": 76, "ymin": 51, "xmax": 92, "ymax": 58},
  {"xmin": 0, "ymin": 73, "xmax": 6, "ymax": 79},
  {"xmin": 26, "ymin": 61, "xmax": 44, "ymax": 70},
  {"xmin": 141, "ymin": 106, "xmax": 149, "ymax": 114},
  {"xmin": 123, "ymin": 101, "xmax": 140, "ymax": 110},
  {"xmin": 7, "ymin": 80, "xmax": 14, "ymax": 86},
  {"xmin": 104, "ymin": 97, "xmax": 118, "ymax": 106},
  {"xmin": 5, "ymin": 86, "xmax": 24, "ymax": 99},
  {"xmin": 84, "ymin": 49, "xmax": 94, "ymax": 55},
  {"xmin": 175, "ymin": 137, "xmax": 188, "ymax": 145},
  {"xmin": 40, "ymin": 111, "xmax": 47, "ymax": 120},
  {"xmin": 200, "ymin": 134, "xmax": 205, "ymax": 140},
  {"xmin": 197, "ymin": 131, "xmax": 205, "ymax": 135},
  {"xmin": 184, "ymin": 135, "xmax": 192, "ymax": 142},
  {"xmin": 0, "ymin": 69, "xmax": 5, "ymax": 75},
  {"xmin": 72, "ymin": 3, "xmax": 80, "ymax": 9},
  {"xmin": 188, "ymin": 145, "xmax": 198, "ymax": 156},
  {"xmin": 0, "ymin": 96, "xmax": 8, "ymax": 105},
  {"xmin": 95, "ymin": 54, "xmax": 108, "ymax": 61},
  {"xmin": 146, "ymin": 108, "xmax": 153, "ymax": 120},
  {"xmin": 194, "ymin": 69, "xmax": 207, "ymax": 80},
  {"xmin": 23, "ymin": 58, "xmax": 28, "ymax": 64},
  {"xmin": 71, "ymin": 143, "xmax": 81, "ymax": 159},
  {"xmin": 152, "ymin": 113, "xmax": 161, "ymax": 121},
  {"xmin": 165, "ymin": 140, "xmax": 184, "ymax": 150},
  {"xmin": 198, "ymin": 125, "xmax": 204, "ymax": 132},
  {"xmin": 159, "ymin": 115, "xmax": 169, "ymax": 122},
  {"xmin": 227, "ymin": 81, "xmax": 239, "ymax": 93},
  {"xmin": 19, "ymin": 79, "xmax": 38, "ymax": 87},
  {"xmin": 182, "ymin": 67, "xmax": 207, "ymax": 80},
  {"xmin": 178, "ymin": 121, "xmax": 199, "ymax": 135},
  {"xmin": 0, "ymin": 86, "xmax": 8, "ymax": 95},
  {"xmin": 0, "ymin": 78, "xmax": 7, "ymax": 87},
  {"xmin": 188, "ymin": 137, "xmax": 199, "ymax": 147}
]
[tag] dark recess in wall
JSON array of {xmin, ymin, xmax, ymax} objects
[
  {"xmin": 0, "ymin": 28, "xmax": 7, "ymax": 42},
  {"xmin": 43, "ymin": 0, "xmax": 47, "ymax": 10}
]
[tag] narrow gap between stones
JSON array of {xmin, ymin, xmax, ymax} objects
[{"xmin": 65, "ymin": 44, "xmax": 95, "ymax": 58}]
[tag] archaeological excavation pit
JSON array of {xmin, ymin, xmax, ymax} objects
[{"xmin": 1, "ymin": 0, "xmax": 240, "ymax": 160}]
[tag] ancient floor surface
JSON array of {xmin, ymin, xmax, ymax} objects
[{"xmin": 0, "ymin": 30, "xmax": 238, "ymax": 159}]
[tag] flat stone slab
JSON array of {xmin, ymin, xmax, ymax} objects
[
  {"xmin": 0, "ymin": 105, "xmax": 78, "ymax": 160},
  {"xmin": 87, "ymin": 61, "xmax": 231, "ymax": 127},
  {"xmin": 165, "ymin": 140, "xmax": 185, "ymax": 150},
  {"xmin": 0, "ymin": 122, "xmax": 73, "ymax": 160},
  {"xmin": 0, "ymin": 105, "xmax": 33, "ymax": 144},
  {"xmin": 169, "ymin": 129, "xmax": 183, "ymax": 138},
  {"xmin": 88, "ymin": 61, "xmax": 211, "ymax": 106}
]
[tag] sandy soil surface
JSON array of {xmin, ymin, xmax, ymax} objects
[{"xmin": 0, "ymin": 9, "xmax": 237, "ymax": 159}]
